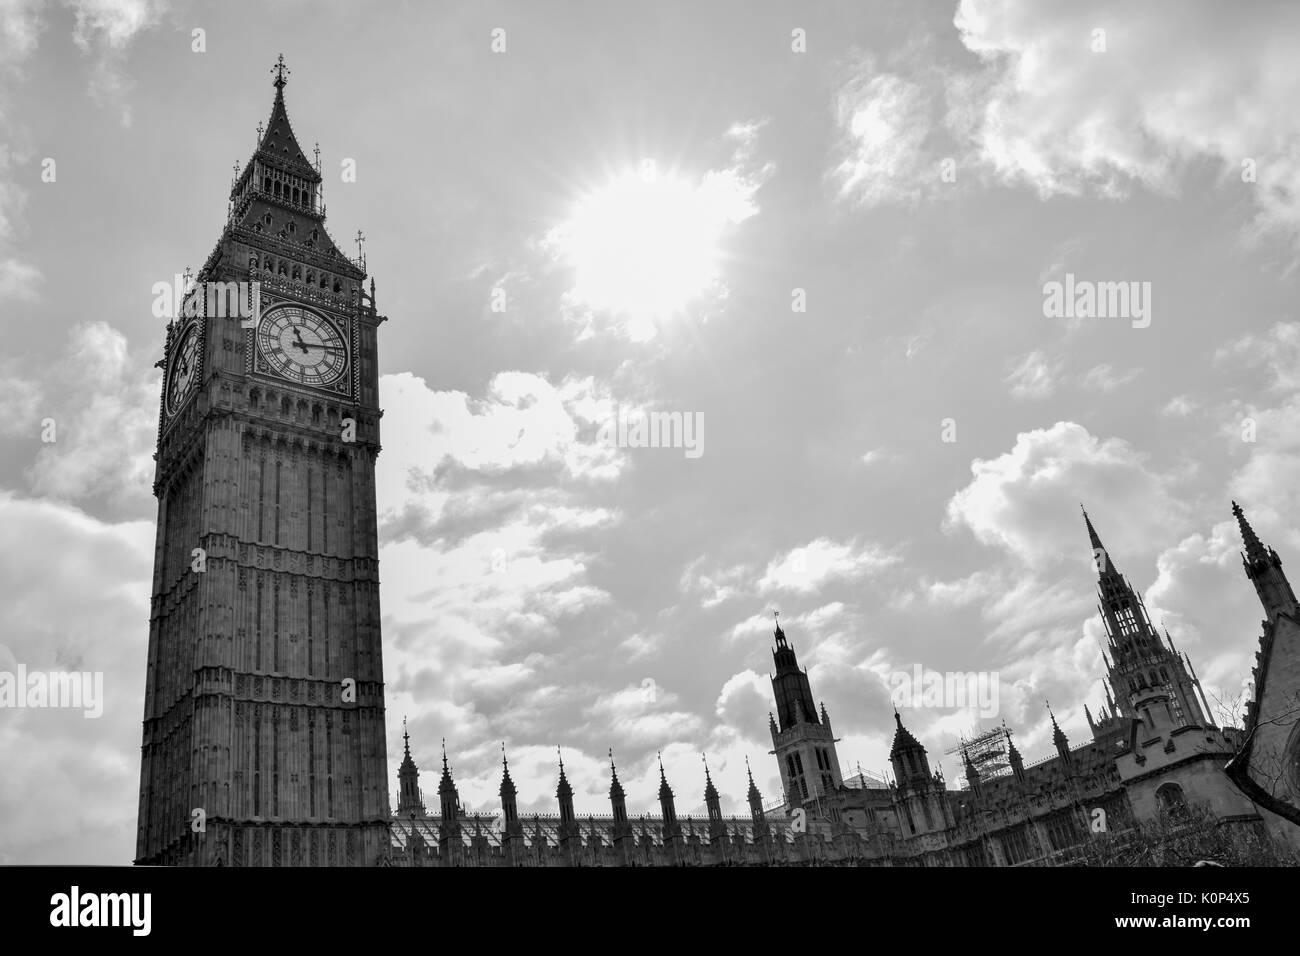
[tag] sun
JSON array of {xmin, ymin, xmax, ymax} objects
[{"xmin": 549, "ymin": 163, "xmax": 756, "ymax": 337}]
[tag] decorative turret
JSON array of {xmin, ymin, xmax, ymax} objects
[
  {"xmin": 608, "ymin": 749, "xmax": 628, "ymax": 824},
  {"xmin": 703, "ymin": 754, "xmax": 722, "ymax": 823},
  {"xmin": 1048, "ymin": 703, "xmax": 1073, "ymax": 772},
  {"xmin": 889, "ymin": 710, "xmax": 950, "ymax": 834},
  {"xmin": 556, "ymin": 749, "xmax": 576, "ymax": 826},
  {"xmin": 746, "ymin": 756, "xmax": 765, "ymax": 826},
  {"xmin": 1005, "ymin": 725, "xmax": 1025, "ymax": 784},
  {"xmin": 396, "ymin": 717, "xmax": 425, "ymax": 817},
  {"xmin": 657, "ymin": 753, "xmax": 679, "ymax": 835},
  {"xmin": 498, "ymin": 744, "xmax": 520, "ymax": 833},
  {"xmin": 437, "ymin": 740, "xmax": 460, "ymax": 822},
  {"xmin": 889, "ymin": 708, "xmax": 932, "ymax": 791},
  {"xmin": 1234, "ymin": 501, "xmax": 1300, "ymax": 623}
]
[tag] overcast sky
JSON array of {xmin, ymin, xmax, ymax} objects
[{"xmin": 3, "ymin": 0, "xmax": 1300, "ymax": 864}]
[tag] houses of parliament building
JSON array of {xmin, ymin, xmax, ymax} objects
[{"xmin": 135, "ymin": 64, "xmax": 1300, "ymax": 867}]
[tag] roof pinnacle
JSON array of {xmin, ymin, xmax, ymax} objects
[{"xmin": 272, "ymin": 53, "xmax": 289, "ymax": 90}]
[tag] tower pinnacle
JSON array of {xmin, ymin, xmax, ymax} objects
[
  {"xmin": 1233, "ymin": 500, "xmax": 1268, "ymax": 564},
  {"xmin": 396, "ymin": 716, "xmax": 424, "ymax": 817},
  {"xmin": 1233, "ymin": 500, "xmax": 1299, "ymax": 622},
  {"xmin": 1082, "ymin": 505, "xmax": 1110, "ymax": 572},
  {"xmin": 272, "ymin": 53, "xmax": 289, "ymax": 90}
]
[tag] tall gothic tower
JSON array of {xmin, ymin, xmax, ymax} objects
[
  {"xmin": 1083, "ymin": 509, "xmax": 1213, "ymax": 730},
  {"xmin": 136, "ymin": 59, "xmax": 391, "ymax": 866},
  {"xmin": 767, "ymin": 614, "xmax": 843, "ymax": 806}
]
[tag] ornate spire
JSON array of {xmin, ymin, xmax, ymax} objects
[
  {"xmin": 608, "ymin": 748, "xmax": 625, "ymax": 797},
  {"xmin": 1048, "ymin": 701, "xmax": 1073, "ymax": 768},
  {"xmin": 252, "ymin": 54, "xmax": 321, "ymax": 182},
  {"xmin": 554, "ymin": 747, "xmax": 576, "ymax": 828},
  {"xmin": 702, "ymin": 753, "xmax": 718, "ymax": 800},
  {"xmin": 745, "ymin": 756, "xmax": 765, "ymax": 824},
  {"xmin": 499, "ymin": 742, "xmax": 515, "ymax": 797},
  {"xmin": 1047, "ymin": 699, "xmax": 1062, "ymax": 734},
  {"xmin": 1082, "ymin": 505, "xmax": 1116, "ymax": 576},
  {"xmin": 555, "ymin": 747, "xmax": 572, "ymax": 795},
  {"xmin": 1004, "ymin": 722, "xmax": 1026, "ymax": 782},
  {"xmin": 437, "ymin": 738, "xmax": 456, "ymax": 794},
  {"xmin": 1233, "ymin": 500, "xmax": 1268, "ymax": 564},
  {"xmin": 272, "ymin": 52, "xmax": 289, "ymax": 90},
  {"xmin": 436, "ymin": 739, "xmax": 459, "ymax": 822},
  {"xmin": 702, "ymin": 753, "xmax": 722, "ymax": 824},
  {"xmin": 396, "ymin": 716, "xmax": 424, "ymax": 816},
  {"xmin": 657, "ymin": 752, "xmax": 678, "ymax": 833},
  {"xmin": 889, "ymin": 707, "xmax": 923, "ymax": 756},
  {"xmin": 1233, "ymin": 500, "xmax": 1299, "ymax": 623},
  {"xmin": 657, "ymin": 751, "xmax": 673, "ymax": 799}
]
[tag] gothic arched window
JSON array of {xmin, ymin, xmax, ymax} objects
[{"xmin": 1156, "ymin": 782, "xmax": 1188, "ymax": 818}]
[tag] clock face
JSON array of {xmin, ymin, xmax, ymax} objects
[
  {"xmin": 166, "ymin": 323, "xmax": 200, "ymax": 414},
  {"xmin": 256, "ymin": 305, "xmax": 347, "ymax": 387}
]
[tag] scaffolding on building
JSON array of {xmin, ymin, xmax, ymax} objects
[{"xmin": 945, "ymin": 726, "xmax": 1011, "ymax": 786}]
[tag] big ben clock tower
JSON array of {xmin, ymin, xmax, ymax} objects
[{"xmin": 136, "ymin": 58, "xmax": 391, "ymax": 866}]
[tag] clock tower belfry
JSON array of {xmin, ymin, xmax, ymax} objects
[{"xmin": 136, "ymin": 58, "xmax": 391, "ymax": 866}]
